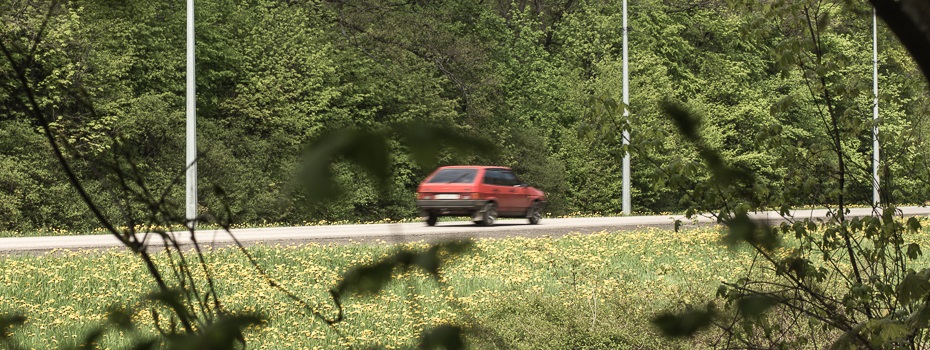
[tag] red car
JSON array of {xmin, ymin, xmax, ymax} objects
[{"xmin": 416, "ymin": 166, "xmax": 547, "ymax": 226}]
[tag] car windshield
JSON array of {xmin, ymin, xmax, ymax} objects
[{"xmin": 427, "ymin": 169, "xmax": 478, "ymax": 184}]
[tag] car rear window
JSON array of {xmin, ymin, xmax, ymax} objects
[{"xmin": 427, "ymin": 169, "xmax": 478, "ymax": 184}]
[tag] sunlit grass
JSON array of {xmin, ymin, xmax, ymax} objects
[{"xmin": 2, "ymin": 222, "xmax": 929, "ymax": 349}]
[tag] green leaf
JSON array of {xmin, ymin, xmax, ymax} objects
[
  {"xmin": 413, "ymin": 248, "xmax": 442, "ymax": 276},
  {"xmin": 770, "ymin": 95, "xmax": 795, "ymax": 116},
  {"xmin": 907, "ymin": 243, "xmax": 923, "ymax": 260},
  {"xmin": 335, "ymin": 240, "xmax": 474, "ymax": 298},
  {"xmin": 168, "ymin": 314, "xmax": 264, "ymax": 350},
  {"xmin": 398, "ymin": 123, "xmax": 494, "ymax": 169},
  {"xmin": 657, "ymin": 99, "xmax": 754, "ymax": 186},
  {"xmin": 897, "ymin": 270, "xmax": 930, "ymax": 305},
  {"xmin": 882, "ymin": 207, "xmax": 895, "ymax": 224},
  {"xmin": 145, "ymin": 289, "xmax": 190, "ymax": 321},
  {"xmin": 849, "ymin": 217, "xmax": 862, "ymax": 232},
  {"xmin": 419, "ymin": 324, "xmax": 465, "ymax": 350},
  {"xmin": 660, "ymin": 99, "xmax": 701, "ymax": 142},
  {"xmin": 107, "ymin": 306, "xmax": 134, "ymax": 330},
  {"xmin": 652, "ymin": 308, "xmax": 714, "ymax": 337},
  {"xmin": 434, "ymin": 240, "xmax": 473, "ymax": 256},
  {"xmin": 417, "ymin": 241, "xmax": 474, "ymax": 276},
  {"xmin": 908, "ymin": 217, "xmax": 922, "ymax": 233},
  {"xmin": 723, "ymin": 213, "xmax": 780, "ymax": 251},
  {"xmin": 816, "ymin": 11, "xmax": 831, "ymax": 32},
  {"xmin": 603, "ymin": 96, "xmax": 619, "ymax": 113},
  {"xmin": 75, "ymin": 328, "xmax": 105, "ymax": 350},
  {"xmin": 737, "ymin": 295, "xmax": 777, "ymax": 318},
  {"xmin": 0, "ymin": 313, "xmax": 26, "ymax": 339},
  {"xmin": 831, "ymin": 326, "xmax": 860, "ymax": 350},
  {"xmin": 130, "ymin": 339, "xmax": 158, "ymax": 350},
  {"xmin": 862, "ymin": 319, "xmax": 909, "ymax": 347},
  {"xmin": 779, "ymin": 204, "xmax": 791, "ymax": 217},
  {"xmin": 793, "ymin": 221, "xmax": 807, "ymax": 239},
  {"xmin": 299, "ymin": 129, "xmax": 390, "ymax": 200},
  {"xmin": 908, "ymin": 302, "xmax": 930, "ymax": 329},
  {"xmin": 335, "ymin": 258, "xmax": 398, "ymax": 298},
  {"xmin": 685, "ymin": 208, "xmax": 695, "ymax": 219},
  {"xmin": 715, "ymin": 285, "xmax": 728, "ymax": 298}
]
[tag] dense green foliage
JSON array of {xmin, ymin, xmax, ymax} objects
[
  {"xmin": 4, "ymin": 0, "xmax": 930, "ymax": 348},
  {"xmin": 1, "ymin": 0, "xmax": 928, "ymax": 232},
  {"xmin": 639, "ymin": 1, "xmax": 930, "ymax": 347}
]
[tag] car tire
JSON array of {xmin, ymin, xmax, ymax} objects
[
  {"xmin": 476, "ymin": 202, "xmax": 497, "ymax": 226},
  {"xmin": 426, "ymin": 213, "xmax": 438, "ymax": 226},
  {"xmin": 528, "ymin": 201, "xmax": 543, "ymax": 225}
]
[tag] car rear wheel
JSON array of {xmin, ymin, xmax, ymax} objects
[
  {"xmin": 528, "ymin": 201, "xmax": 543, "ymax": 225},
  {"xmin": 426, "ymin": 213, "xmax": 438, "ymax": 226},
  {"xmin": 475, "ymin": 202, "xmax": 497, "ymax": 226}
]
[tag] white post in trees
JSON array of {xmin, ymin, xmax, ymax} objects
[
  {"xmin": 186, "ymin": 0, "xmax": 197, "ymax": 228},
  {"xmin": 872, "ymin": 8, "xmax": 880, "ymax": 208},
  {"xmin": 621, "ymin": 0, "xmax": 631, "ymax": 215}
]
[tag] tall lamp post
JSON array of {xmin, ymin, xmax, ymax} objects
[
  {"xmin": 872, "ymin": 8, "xmax": 880, "ymax": 209},
  {"xmin": 186, "ymin": 0, "xmax": 197, "ymax": 227},
  {"xmin": 621, "ymin": 0, "xmax": 631, "ymax": 215}
]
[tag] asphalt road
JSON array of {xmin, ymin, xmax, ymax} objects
[{"xmin": 1, "ymin": 206, "xmax": 928, "ymax": 254}]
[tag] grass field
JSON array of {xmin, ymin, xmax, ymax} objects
[{"xmin": 2, "ymin": 224, "xmax": 927, "ymax": 349}]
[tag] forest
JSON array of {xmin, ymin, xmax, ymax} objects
[{"xmin": 2, "ymin": 0, "xmax": 928, "ymax": 231}]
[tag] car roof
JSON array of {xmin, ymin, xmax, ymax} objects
[{"xmin": 435, "ymin": 165, "xmax": 511, "ymax": 170}]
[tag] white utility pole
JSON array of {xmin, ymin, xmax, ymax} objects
[
  {"xmin": 186, "ymin": 0, "xmax": 197, "ymax": 227},
  {"xmin": 872, "ymin": 8, "xmax": 880, "ymax": 208},
  {"xmin": 621, "ymin": 0, "xmax": 631, "ymax": 215}
]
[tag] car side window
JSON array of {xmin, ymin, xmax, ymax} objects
[
  {"xmin": 482, "ymin": 169, "xmax": 499, "ymax": 185},
  {"xmin": 500, "ymin": 171, "xmax": 520, "ymax": 186}
]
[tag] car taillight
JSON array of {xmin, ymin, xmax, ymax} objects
[
  {"xmin": 419, "ymin": 193, "xmax": 432, "ymax": 199},
  {"xmin": 466, "ymin": 192, "xmax": 480, "ymax": 200}
]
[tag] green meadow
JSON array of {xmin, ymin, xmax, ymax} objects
[{"xmin": 3, "ymin": 225, "xmax": 930, "ymax": 349}]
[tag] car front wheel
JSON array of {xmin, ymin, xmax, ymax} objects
[
  {"xmin": 475, "ymin": 202, "xmax": 497, "ymax": 226},
  {"xmin": 528, "ymin": 201, "xmax": 543, "ymax": 225},
  {"xmin": 426, "ymin": 213, "xmax": 438, "ymax": 226}
]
